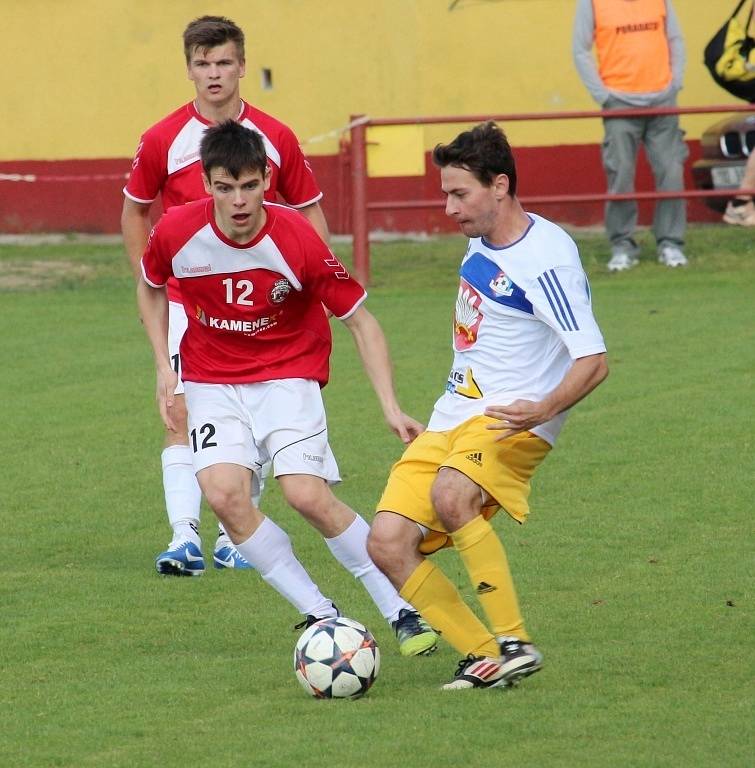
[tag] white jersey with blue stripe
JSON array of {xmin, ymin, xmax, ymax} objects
[{"xmin": 427, "ymin": 213, "xmax": 606, "ymax": 445}]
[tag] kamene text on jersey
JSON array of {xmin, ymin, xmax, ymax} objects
[
  {"xmin": 141, "ymin": 200, "xmax": 366, "ymax": 385},
  {"xmin": 428, "ymin": 214, "xmax": 606, "ymax": 446},
  {"xmin": 125, "ymin": 100, "xmax": 322, "ymax": 303}
]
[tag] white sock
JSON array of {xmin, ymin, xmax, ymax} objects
[
  {"xmin": 234, "ymin": 517, "xmax": 335, "ymax": 617},
  {"xmin": 325, "ymin": 514, "xmax": 411, "ymax": 623},
  {"xmin": 172, "ymin": 521, "xmax": 200, "ymax": 546},
  {"xmin": 162, "ymin": 445, "xmax": 201, "ymax": 543}
]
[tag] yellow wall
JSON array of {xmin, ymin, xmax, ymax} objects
[{"xmin": 5, "ymin": 0, "xmax": 743, "ymax": 161}]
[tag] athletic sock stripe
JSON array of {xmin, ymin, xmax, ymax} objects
[
  {"xmin": 548, "ymin": 269, "xmax": 579, "ymax": 330},
  {"xmin": 537, "ymin": 275, "xmax": 568, "ymax": 331}
]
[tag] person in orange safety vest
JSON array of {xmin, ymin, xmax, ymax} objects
[{"xmin": 573, "ymin": 0, "xmax": 689, "ymax": 271}]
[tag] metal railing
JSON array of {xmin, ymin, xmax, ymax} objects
[{"xmin": 349, "ymin": 104, "xmax": 754, "ymax": 285}]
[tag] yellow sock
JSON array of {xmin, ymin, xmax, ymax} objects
[
  {"xmin": 400, "ymin": 559, "xmax": 499, "ymax": 657},
  {"xmin": 452, "ymin": 515, "xmax": 529, "ymax": 642}
]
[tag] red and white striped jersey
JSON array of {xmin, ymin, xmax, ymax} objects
[{"xmin": 141, "ymin": 200, "xmax": 365, "ymax": 386}]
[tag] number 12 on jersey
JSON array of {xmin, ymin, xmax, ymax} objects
[{"xmin": 222, "ymin": 278, "xmax": 254, "ymax": 305}]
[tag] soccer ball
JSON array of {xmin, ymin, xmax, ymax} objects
[{"xmin": 294, "ymin": 616, "xmax": 380, "ymax": 699}]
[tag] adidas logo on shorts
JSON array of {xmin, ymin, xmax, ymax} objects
[
  {"xmin": 476, "ymin": 581, "xmax": 497, "ymax": 594},
  {"xmin": 466, "ymin": 451, "xmax": 483, "ymax": 466}
]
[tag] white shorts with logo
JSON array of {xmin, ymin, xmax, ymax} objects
[
  {"xmin": 183, "ymin": 378, "xmax": 341, "ymax": 487},
  {"xmin": 168, "ymin": 300, "xmax": 188, "ymax": 396}
]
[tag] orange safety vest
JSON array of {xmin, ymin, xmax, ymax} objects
[{"xmin": 592, "ymin": 0, "xmax": 672, "ymax": 93}]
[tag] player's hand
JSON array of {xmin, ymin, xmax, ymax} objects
[
  {"xmin": 484, "ymin": 399, "xmax": 548, "ymax": 441},
  {"xmin": 388, "ymin": 412, "xmax": 425, "ymax": 444},
  {"xmin": 156, "ymin": 368, "xmax": 179, "ymax": 431}
]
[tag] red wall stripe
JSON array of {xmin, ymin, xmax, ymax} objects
[{"xmin": 0, "ymin": 140, "xmax": 719, "ymax": 235}]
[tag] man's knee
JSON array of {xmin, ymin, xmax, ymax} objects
[
  {"xmin": 367, "ymin": 512, "xmax": 417, "ymax": 574},
  {"xmin": 202, "ymin": 484, "xmax": 240, "ymax": 517},
  {"xmin": 431, "ymin": 470, "xmax": 480, "ymax": 532},
  {"xmin": 366, "ymin": 517, "xmax": 392, "ymax": 570},
  {"xmin": 651, "ymin": 151, "xmax": 685, "ymax": 187}
]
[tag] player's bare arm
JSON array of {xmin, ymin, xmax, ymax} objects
[
  {"xmin": 485, "ymin": 352, "xmax": 608, "ymax": 439},
  {"xmin": 298, "ymin": 201, "xmax": 330, "ymax": 244},
  {"xmin": 136, "ymin": 277, "xmax": 178, "ymax": 431},
  {"xmin": 341, "ymin": 306, "xmax": 425, "ymax": 444},
  {"xmin": 121, "ymin": 198, "xmax": 153, "ymax": 280}
]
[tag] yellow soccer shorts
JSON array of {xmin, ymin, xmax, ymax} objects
[{"xmin": 377, "ymin": 415, "xmax": 552, "ymax": 555}]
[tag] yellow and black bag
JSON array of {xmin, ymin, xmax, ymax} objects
[{"xmin": 704, "ymin": 0, "xmax": 755, "ymax": 102}]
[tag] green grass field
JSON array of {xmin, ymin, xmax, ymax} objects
[{"xmin": 1, "ymin": 226, "xmax": 753, "ymax": 767}]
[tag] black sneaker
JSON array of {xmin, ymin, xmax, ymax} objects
[
  {"xmin": 497, "ymin": 636, "xmax": 543, "ymax": 685},
  {"xmin": 391, "ymin": 609, "xmax": 439, "ymax": 656},
  {"xmin": 441, "ymin": 654, "xmax": 509, "ymax": 690},
  {"xmin": 293, "ymin": 604, "xmax": 340, "ymax": 632}
]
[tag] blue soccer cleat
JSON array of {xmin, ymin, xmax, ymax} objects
[
  {"xmin": 213, "ymin": 542, "xmax": 253, "ymax": 570},
  {"xmin": 155, "ymin": 539, "xmax": 205, "ymax": 576}
]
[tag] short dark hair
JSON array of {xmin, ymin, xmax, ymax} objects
[
  {"xmin": 200, "ymin": 121, "xmax": 268, "ymax": 179},
  {"xmin": 432, "ymin": 121, "xmax": 517, "ymax": 195},
  {"xmin": 183, "ymin": 15, "xmax": 245, "ymax": 63}
]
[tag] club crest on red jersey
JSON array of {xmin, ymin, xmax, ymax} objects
[{"xmin": 269, "ymin": 278, "xmax": 292, "ymax": 304}]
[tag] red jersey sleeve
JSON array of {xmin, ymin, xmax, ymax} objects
[
  {"xmin": 141, "ymin": 200, "xmax": 212, "ymax": 288},
  {"xmin": 124, "ymin": 129, "xmax": 167, "ymax": 204},
  {"xmin": 140, "ymin": 219, "xmax": 173, "ymax": 287},
  {"xmin": 276, "ymin": 124, "xmax": 322, "ymax": 208},
  {"xmin": 301, "ymin": 231, "xmax": 367, "ymax": 319}
]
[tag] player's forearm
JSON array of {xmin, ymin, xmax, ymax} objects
[
  {"xmin": 344, "ymin": 309, "xmax": 403, "ymax": 420},
  {"xmin": 121, "ymin": 201, "xmax": 152, "ymax": 280},
  {"xmin": 541, "ymin": 353, "xmax": 608, "ymax": 420},
  {"xmin": 136, "ymin": 278, "xmax": 171, "ymax": 373}
]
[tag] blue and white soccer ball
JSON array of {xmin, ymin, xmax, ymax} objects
[{"xmin": 294, "ymin": 616, "xmax": 380, "ymax": 699}]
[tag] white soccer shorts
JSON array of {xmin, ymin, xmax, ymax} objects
[
  {"xmin": 183, "ymin": 378, "xmax": 341, "ymax": 485},
  {"xmin": 167, "ymin": 300, "xmax": 188, "ymax": 396}
]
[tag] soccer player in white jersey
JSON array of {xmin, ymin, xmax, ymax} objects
[
  {"xmin": 367, "ymin": 122, "xmax": 609, "ymax": 688},
  {"xmin": 122, "ymin": 16, "xmax": 330, "ymax": 575},
  {"xmin": 137, "ymin": 120, "xmax": 439, "ymax": 655}
]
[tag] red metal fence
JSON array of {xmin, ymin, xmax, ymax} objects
[{"xmin": 349, "ymin": 104, "xmax": 755, "ymax": 285}]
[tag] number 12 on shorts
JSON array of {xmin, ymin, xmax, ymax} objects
[{"xmin": 190, "ymin": 423, "xmax": 218, "ymax": 452}]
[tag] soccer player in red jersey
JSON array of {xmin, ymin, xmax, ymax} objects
[
  {"xmin": 137, "ymin": 121, "xmax": 439, "ymax": 654},
  {"xmin": 122, "ymin": 16, "xmax": 329, "ymax": 573}
]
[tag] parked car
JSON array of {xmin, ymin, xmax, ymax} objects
[{"xmin": 691, "ymin": 112, "xmax": 755, "ymax": 212}]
